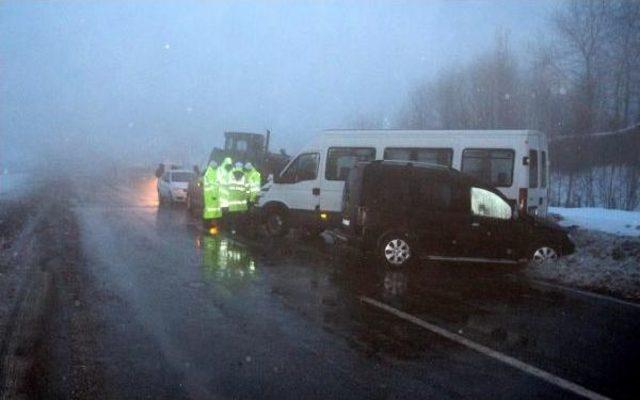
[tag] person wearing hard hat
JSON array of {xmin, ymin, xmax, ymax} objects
[
  {"xmin": 202, "ymin": 160, "xmax": 222, "ymax": 220},
  {"xmin": 244, "ymin": 162, "xmax": 261, "ymax": 205},
  {"xmin": 228, "ymin": 161, "xmax": 248, "ymax": 213}
]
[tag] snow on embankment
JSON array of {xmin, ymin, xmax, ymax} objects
[
  {"xmin": 530, "ymin": 207, "xmax": 640, "ymax": 300},
  {"xmin": 549, "ymin": 207, "xmax": 640, "ymax": 236}
]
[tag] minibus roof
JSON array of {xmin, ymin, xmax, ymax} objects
[{"xmin": 322, "ymin": 129, "xmax": 543, "ymax": 136}]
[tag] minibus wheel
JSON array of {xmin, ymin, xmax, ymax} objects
[
  {"xmin": 378, "ymin": 232, "xmax": 413, "ymax": 268},
  {"xmin": 265, "ymin": 207, "xmax": 289, "ymax": 237}
]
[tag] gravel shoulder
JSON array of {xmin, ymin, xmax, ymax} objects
[{"xmin": 0, "ymin": 184, "xmax": 105, "ymax": 399}]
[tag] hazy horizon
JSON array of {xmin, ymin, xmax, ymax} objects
[{"xmin": 1, "ymin": 0, "xmax": 554, "ymax": 171}]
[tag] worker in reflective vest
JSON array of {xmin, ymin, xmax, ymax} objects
[
  {"xmin": 244, "ymin": 162, "xmax": 261, "ymax": 205},
  {"xmin": 218, "ymin": 157, "xmax": 234, "ymax": 210},
  {"xmin": 202, "ymin": 161, "xmax": 222, "ymax": 220},
  {"xmin": 228, "ymin": 162, "xmax": 248, "ymax": 213}
]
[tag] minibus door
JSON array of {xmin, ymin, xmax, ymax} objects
[{"xmin": 276, "ymin": 152, "xmax": 321, "ymax": 213}]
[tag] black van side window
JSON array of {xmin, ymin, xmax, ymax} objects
[
  {"xmin": 326, "ymin": 147, "xmax": 376, "ymax": 181},
  {"xmin": 470, "ymin": 187, "xmax": 511, "ymax": 219},
  {"xmin": 412, "ymin": 175, "xmax": 455, "ymax": 211}
]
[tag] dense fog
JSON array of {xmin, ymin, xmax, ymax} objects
[{"xmin": 0, "ymin": 0, "xmax": 552, "ymax": 172}]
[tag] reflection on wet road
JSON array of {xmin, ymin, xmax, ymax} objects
[
  {"xmin": 199, "ymin": 235, "xmax": 257, "ymax": 283},
  {"xmin": 68, "ymin": 175, "xmax": 639, "ymax": 399}
]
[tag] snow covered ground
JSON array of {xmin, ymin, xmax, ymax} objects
[
  {"xmin": 529, "ymin": 208, "xmax": 640, "ymax": 300},
  {"xmin": 549, "ymin": 206, "xmax": 640, "ymax": 236}
]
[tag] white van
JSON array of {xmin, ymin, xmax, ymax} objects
[{"xmin": 258, "ymin": 130, "xmax": 549, "ymax": 236}]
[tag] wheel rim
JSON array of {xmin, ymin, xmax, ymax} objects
[
  {"xmin": 532, "ymin": 246, "xmax": 558, "ymax": 264},
  {"xmin": 384, "ymin": 238, "xmax": 411, "ymax": 266}
]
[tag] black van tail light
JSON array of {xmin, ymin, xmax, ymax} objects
[
  {"xmin": 518, "ymin": 188, "xmax": 528, "ymax": 214},
  {"xmin": 357, "ymin": 207, "xmax": 367, "ymax": 225}
]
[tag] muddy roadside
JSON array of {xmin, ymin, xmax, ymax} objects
[{"xmin": 0, "ymin": 183, "xmax": 104, "ymax": 399}]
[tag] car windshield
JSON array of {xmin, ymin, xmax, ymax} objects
[{"xmin": 171, "ymin": 172, "xmax": 193, "ymax": 182}]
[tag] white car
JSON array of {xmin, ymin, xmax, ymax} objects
[{"xmin": 157, "ymin": 169, "xmax": 194, "ymax": 205}]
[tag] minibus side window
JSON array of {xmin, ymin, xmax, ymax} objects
[
  {"xmin": 415, "ymin": 148, "xmax": 453, "ymax": 166},
  {"xmin": 461, "ymin": 149, "xmax": 514, "ymax": 187},
  {"xmin": 383, "ymin": 148, "xmax": 412, "ymax": 161},
  {"xmin": 529, "ymin": 150, "xmax": 539, "ymax": 188},
  {"xmin": 541, "ymin": 151, "xmax": 547, "ymax": 188},
  {"xmin": 326, "ymin": 147, "xmax": 376, "ymax": 181},
  {"xmin": 384, "ymin": 147, "xmax": 453, "ymax": 167}
]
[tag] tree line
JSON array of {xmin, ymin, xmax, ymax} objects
[{"xmin": 365, "ymin": 0, "xmax": 640, "ymax": 209}]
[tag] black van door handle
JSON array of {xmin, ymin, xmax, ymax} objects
[{"xmin": 312, "ymin": 188, "xmax": 320, "ymax": 195}]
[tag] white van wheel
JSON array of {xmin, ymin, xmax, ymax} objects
[
  {"xmin": 531, "ymin": 246, "xmax": 558, "ymax": 264},
  {"xmin": 265, "ymin": 208, "xmax": 289, "ymax": 237}
]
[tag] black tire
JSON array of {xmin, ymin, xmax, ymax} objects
[
  {"xmin": 377, "ymin": 232, "xmax": 414, "ymax": 268},
  {"xmin": 264, "ymin": 207, "xmax": 289, "ymax": 237}
]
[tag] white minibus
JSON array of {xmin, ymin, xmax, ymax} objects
[{"xmin": 258, "ymin": 130, "xmax": 549, "ymax": 236}]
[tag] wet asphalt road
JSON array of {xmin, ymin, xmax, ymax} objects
[{"xmin": 49, "ymin": 175, "xmax": 640, "ymax": 399}]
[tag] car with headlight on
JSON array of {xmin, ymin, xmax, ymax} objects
[
  {"xmin": 335, "ymin": 160, "xmax": 574, "ymax": 268},
  {"xmin": 157, "ymin": 169, "xmax": 194, "ymax": 205}
]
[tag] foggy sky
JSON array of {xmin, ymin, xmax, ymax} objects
[{"xmin": 0, "ymin": 0, "xmax": 554, "ymax": 170}]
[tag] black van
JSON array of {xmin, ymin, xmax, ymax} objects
[{"xmin": 336, "ymin": 160, "xmax": 574, "ymax": 267}]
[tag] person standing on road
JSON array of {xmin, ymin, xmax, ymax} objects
[
  {"xmin": 155, "ymin": 163, "xmax": 165, "ymax": 179},
  {"xmin": 244, "ymin": 162, "xmax": 261, "ymax": 205},
  {"xmin": 229, "ymin": 161, "xmax": 248, "ymax": 213},
  {"xmin": 218, "ymin": 157, "xmax": 234, "ymax": 210},
  {"xmin": 202, "ymin": 161, "xmax": 222, "ymax": 220}
]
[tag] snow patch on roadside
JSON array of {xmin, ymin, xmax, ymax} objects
[
  {"xmin": 549, "ymin": 206, "xmax": 640, "ymax": 237},
  {"xmin": 528, "ymin": 227, "xmax": 640, "ymax": 300}
]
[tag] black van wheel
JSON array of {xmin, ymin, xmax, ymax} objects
[
  {"xmin": 530, "ymin": 245, "xmax": 559, "ymax": 265},
  {"xmin": 378, "ymin": 232, "xmax": 413, "ymax": 268},
  {"xmin": 265, "ymin": 207, "xmax": 289, "ymax": 237}
]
